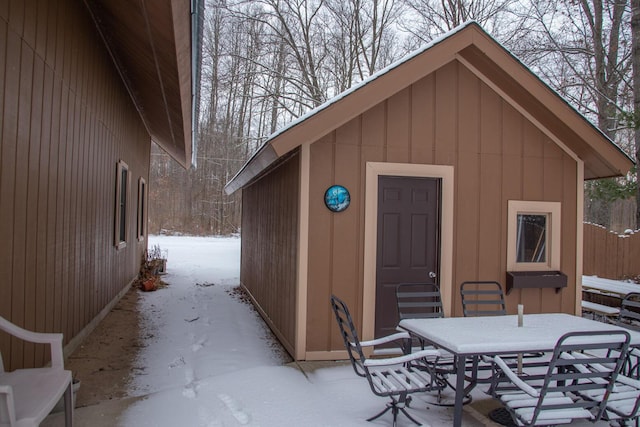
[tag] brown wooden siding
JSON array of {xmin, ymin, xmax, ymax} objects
[
  {"xmin": 0, "ymin": 0, "xmax": 150, "ymax": 370},
  {"xmin": 307, "ymin": 60, "xmax": 579, "ymax": 353},
  {"xmin": 583, "ymin": 223, "xmax": 640, "ymax": 280},
  {"xmin": 240, "ymin": 152, "xmax": 300, "ymax": 356}
]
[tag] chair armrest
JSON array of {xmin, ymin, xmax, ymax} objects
[
  {"xmin": 0, "ymin": 384, "xmax": 16, "ymax": 425},
  {"xmin": 364, "ymin": 348, "xmax": 440, "ymax": 367},
  {"xmin": 0, "ymin": 317, "xmax": 64, "ymax": 369},
  {"xmin": 359, "ymin": 332, "xmax": 410, "ymax": 348},
  {"xmin": 493, "ymin": 355, "xmax": 539, "ymax": 397}
]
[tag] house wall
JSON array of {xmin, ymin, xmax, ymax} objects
[
  {"xmin": 0, "ymin": 1, "xmax": 149, "ymax": 369},
  {"xmin": 240, "ymin": 151, "xmax": 300, "ymax": 356},
  {"xmin": 306, "ymin": 60, "xmax": 579, "ymax": 353}
]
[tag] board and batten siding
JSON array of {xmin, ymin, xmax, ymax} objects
[
  {"xmin": 306, "ymin": 60, "xmax": 578, "ymax": 353},
  {"xmin": 0, "ymin": 1, "xmax": 149, "ymax": 370},
  {"xmin": 240, "ymin": 151, "xmax": 300, "ymax": 356}
]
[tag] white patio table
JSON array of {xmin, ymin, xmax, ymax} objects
[{"xmin": 398, "ymin": 313, "xmax": 640, "ymax": 427}]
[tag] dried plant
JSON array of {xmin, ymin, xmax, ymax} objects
[{"xmin": 137, "ymin": 245, "xmax": 168, "ymax": 291}]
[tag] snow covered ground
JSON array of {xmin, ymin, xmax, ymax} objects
[{"xmin": 119, "ymin": 235, "xmax": 608, "ymax": 427}]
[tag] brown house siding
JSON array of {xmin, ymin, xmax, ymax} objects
[
  {"xmin": 241, "ymin": 151, "xmax": 300, "ymax": 356},
  {"xmin": 0, "ymin": 1, "xmax": 149, "ymax": 369},
  {"xmin": 306, "ymin": 61, "xmax": 579, "ymax": 353}
]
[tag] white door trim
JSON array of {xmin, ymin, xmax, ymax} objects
[{"xmin": 362, "ymin": 162, "xmax": 455, "ymax": 341}]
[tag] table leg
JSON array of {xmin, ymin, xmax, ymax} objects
[{"xmin": 453, "ymin": 354, "xmax": 466, "ymax": 427}]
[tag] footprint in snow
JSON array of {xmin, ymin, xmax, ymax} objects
[
  {"xmin": 197, "ymin": 406, "xmax": 222, "ymax": 427},
  {"xmin": 192, "ymin": 337, "xmax": 206, "ymax": 352},
  {"xmin": 217, "ymin": 393, "xmax": 250, "ymax": 425},
  {"xmin": 183, "ymin": 368, "xmax": 197, "ymax": 398},
  {"xmin": 185, "ymin": 367, "xmax": 195, "ymax": 384},
  {"xmin": 182, "ymin": 384, "xmax": 197, "ymax": 399},
  {"xmin": 169, "ymin": 355, "xmax": 185, "ymax": 368}
]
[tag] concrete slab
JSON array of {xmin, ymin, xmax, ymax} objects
[
  {"xmin": 41, "ymin": 395, "xmax": 145, "ymax": 427},
  {"xmin": 288, "ymin": 360, "xmax": 501, "ymax": 426}
]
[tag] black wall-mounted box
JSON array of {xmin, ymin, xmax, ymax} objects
[{"xmin": 506, "ymin": 271, "xmax": 568, "ymax": 294}]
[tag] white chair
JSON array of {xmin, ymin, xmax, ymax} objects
[{"xmin": 0, "ymin": 316, "xmax": 73, "ymax": 427}]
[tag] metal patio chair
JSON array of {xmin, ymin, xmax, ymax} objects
[
  {"xmin": 617, "ymin": 293, "xmax": 640, "ymax": 331},
  {"xmin": 490, "ymin": 330, "xmax": 630, "ymax": 427},
  {"xmin": 612, "ymin": 292, "xmax": 640, "ymax": 379},
  {"xmin": 395, "ymin": 283, "xmax": 468, "ymax": 404},
  {"xmin": 460, "ymin": 281, "xmax": 507, "ymax": 317},
  {"xmin": 564, "ymin": 350, "xmax": 640, "ymax": 426},
  {"xmin": 596, "ymin": 371, "xmax": 640, "ymax": 426},
  {"xmin": 460, "ymin": 280, "xmax": 546, "ymax": 387},
  {"xmin": 330, "ymin": 295, "xmax": 444, "ymax": 426},
  {"xmin": 562, "ymin": 296, "xmax": 640, "ymax": 426},
  {"xmin": 396, "ymin": 283, "xmax": 445, "ymax": 321},
  {"xmin": 0, "ymin": 316, "xmax": 73, "ymax": 427},
  {"xmin": 396, "ymin": 283, "xmax": 446, "ymax": 352}
]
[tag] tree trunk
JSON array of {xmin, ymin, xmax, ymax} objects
[
  {"xmin": 633, "ymin": 0, "xmax": 640, "ymax": 228},
  {"xmin": 631, "ymin": 0, "xmax": 640, "ymax": 228}
]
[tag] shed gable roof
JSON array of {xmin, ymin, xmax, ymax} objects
[{"xmin": 225, "ymin": 22, "xmax": 633, "ymax": 194}]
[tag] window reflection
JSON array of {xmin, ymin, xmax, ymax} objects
[{"xmin": 516, "ymin": 214, "xmax": 547, "ymax": 263}]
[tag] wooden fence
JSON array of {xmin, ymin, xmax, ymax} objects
[{"xmin": 583, "ymin": 223, "xmax": 640, "ymax": 280}]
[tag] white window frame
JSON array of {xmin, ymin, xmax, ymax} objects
[
  {"xmin": 115, "ymin": 160, "xmax": 130, "ymax": 249},
  {"xmin": 137, "ymin": 177, "xmax": 146, "ymax": 241},
  {"xmin": 507, "ymin": 200, "xmax": 561, "ymax": 271}
]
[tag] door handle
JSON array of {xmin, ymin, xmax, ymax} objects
[{"xmin": 429, "ymin": 271, "xmax": 437, "ymax": 279}]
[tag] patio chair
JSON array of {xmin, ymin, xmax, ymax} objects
[
  {"xmin": 561, "ymin": 350, "xmax": 640, "ymax": 426},
  {"xmin": 330, "ymin": 295, "xmax": 445, "ymax": 426},
  {"xmin": 490, "ymin": 330, "xmax": 630, "ymax": 427},
  {"xmin": 395, "ymin": 283, "xmax": 468, "ymax": 403},
  {"xmin": 614, "ymin": 292, "xmax": 640, "ymax": 379},
  {"xmin": 396, "ymin": 283, "xmax": 446, "ymax": 352},
  {"xmin": 617, "ymin": 293, "xmax": 640, "ymax": 331},
  {"xmin": 460, "ymin": 280, "xmax": 545, "ymax": 383},
  {"xmin": 596, "ymin": 370, "xmax": 640, "ymax": 426},
  {"xmin": 0, "ymin": 316, "xmax": 73, "ymax": 427},
  {"xmin": 396, "ymin": 283, "xmax": 445, "ymax": 321},
  {"xmin": 460, "ymin": 281, "xmax": 506, "ymax": 317}
]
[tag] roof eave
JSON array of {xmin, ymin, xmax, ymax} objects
[
  {"xmin": 84, "ymin": 0, "xmax": 197, "ymax": 168},
  {"xmin": 224, "ymin": 144, "xmax": 279, "ymax": 195}
]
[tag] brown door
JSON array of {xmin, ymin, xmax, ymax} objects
[{"xmin": 375, "ymin": 176, "xmax": 440, "ymax": 338}]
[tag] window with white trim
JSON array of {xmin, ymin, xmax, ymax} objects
[
  {"xmin": 507, "ymin": 201, "xmax": 561, "ymax": 271},
  {"xmin": 137, "ymin": 177, "xmax": 146, "ymax": 241},
  {"xmin": 115, "ymin": 160, "xmax": 129, "ymax": 249}
]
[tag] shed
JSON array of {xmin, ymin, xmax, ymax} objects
[{"xmin": 225, "ymin": 22, "xmax": 633, "ymax": 361}]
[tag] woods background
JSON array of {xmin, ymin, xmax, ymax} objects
[{"xmin": 149, "ymin": 0, "xmax": 640, "ymax": 236}]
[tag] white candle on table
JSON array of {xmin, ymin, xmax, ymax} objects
[
  {"xmin": 518, "ymin": 304, "xmax": 524, "ymax": 327},
  {"xmin": 517, "ymin": 304, "xmax": 524, "ymax": 374}
]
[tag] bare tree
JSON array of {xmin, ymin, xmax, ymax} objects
[
  {"xmin": 150, "ymin": 2, "xmax": 266, "ymax": 234},
  {"xmin": 399, "ymin": 0, "xmax": 527, "ymax": 46},
  {"xmin": 524, "ymin": 0, "xmax": 636, "ymax": 229},
  {"xmin": 150, "ymin": 0, "xmax": 640, "ymax": 235}
]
